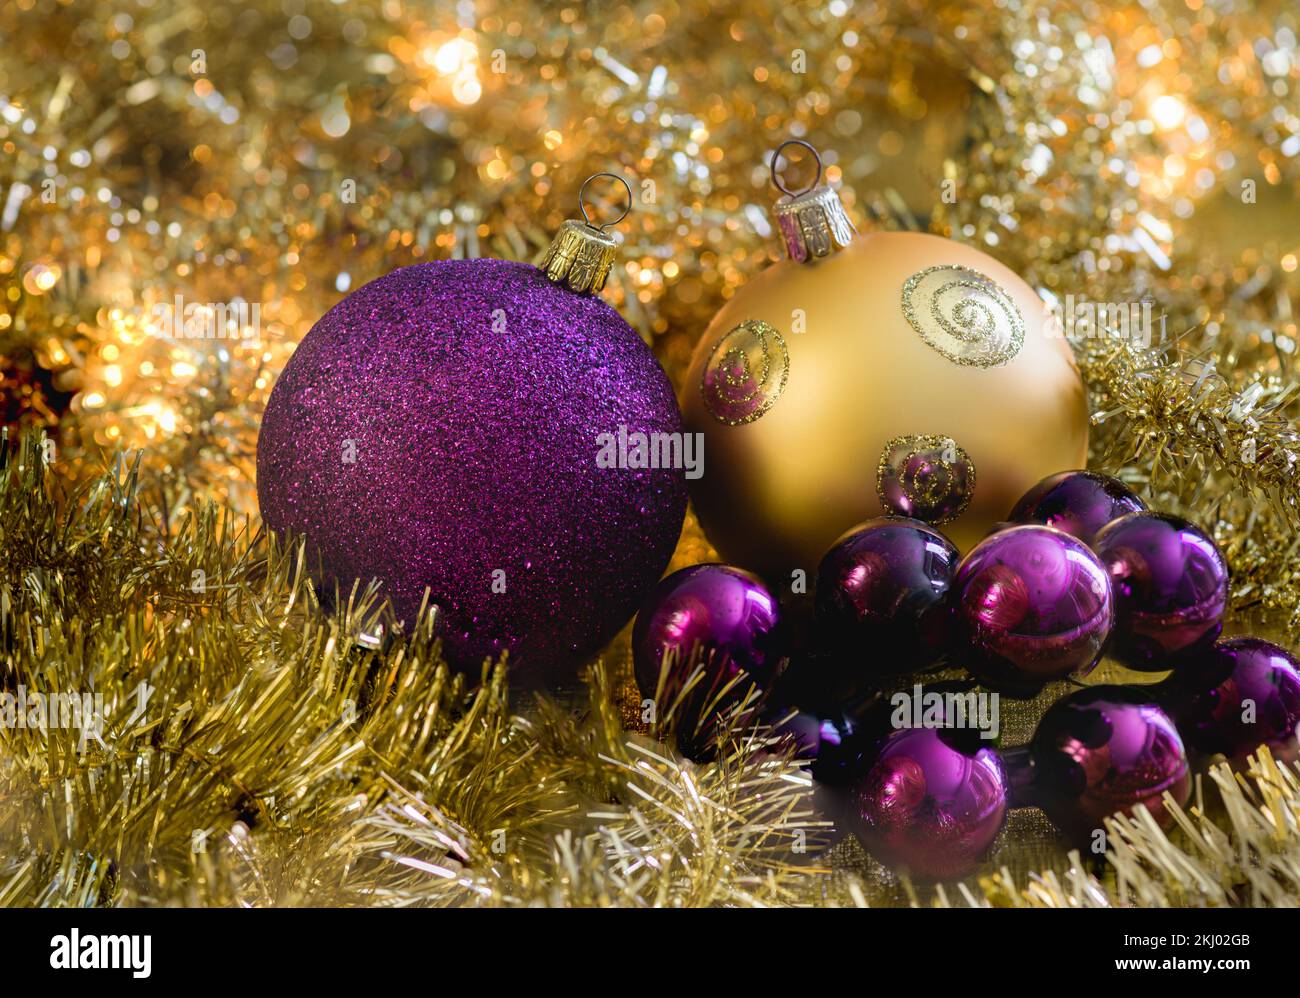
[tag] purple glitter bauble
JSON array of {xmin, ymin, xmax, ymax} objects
[
  {"xmin": 950, "ymin": 525, "xmax": 1113, "ymax": 696},
  {"xmin": 632, "ymin": 564, "xmax": 782, "ymax": 698},
  {"xmin": 815, "ymin": 517, "xmax": 959, "ymax": 687},
  {"xmin": 257, "ymin": 259, "xmax": 687, "ymax": 684},
  {"xmin": 1024, "ymin": 686, "xmax": 1190, "ymax": 842},
  {"xmin": 849, "ymin": 726, "xmax": 1008, "ymax": 880},
  {"xmin": 1159, "ymin": 637, "xmax": 1300, "ymax": 762},
  {"xmin": 1093, "ymin": 512, "xmax": 1228, "ymax": 672},
  {"xmin": 1008, "ymin": 470, "xmax": 1146, "ymax": 543}
]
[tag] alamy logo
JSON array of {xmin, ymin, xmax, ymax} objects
[
  {"xmin": 151, "ymin": 294, "xmax": 261, "ymax": 340},
  {"xmin": 890, "ymin": 684, "xmax": 1000, "ymax": 740},
  {"xmin": 1, "ymin": 686, "xmax": 105, "ymax": 749},
  {"xmin": 49, "ymin": 930, "xmax": 151, "ymax": 978},
  {"xmin": 1045, "ymin": 295, "xmax": 1156, "ymax": 347},
  {"xmin": 595, "ymin": 425, "xmax": 704, "ymax": 480}
]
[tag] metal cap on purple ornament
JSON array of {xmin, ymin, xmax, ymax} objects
[{"xmin": 539, "ymin": 172, "xmax": 632, "ymax": 294}]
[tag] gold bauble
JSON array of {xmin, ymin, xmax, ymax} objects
[{"xmin": 682, "ymin": 229, "xmax": 1088, "ymax": 578}]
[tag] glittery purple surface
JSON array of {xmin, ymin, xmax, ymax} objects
[{"xmin": 257, "ymin": 259, "xmax": 687, "ymax": 684}]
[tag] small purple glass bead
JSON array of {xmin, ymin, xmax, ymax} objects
[
  {"xmin": 1025, "ymin": 686, "xmax": 1190, "ymax": 843},
  {"xmin": 770, "ymin": 710, "xmax": 854, "ymax": 855},
  {"xmin": 815, "ymin": 517, "xmax": 959, "ymax": 682},
  {"xmin": 950, "ymin": 525, "xmax": 1113, "ymax": 696},
  {"xmin": 1093, "ymin": 512, "xmax": 1228, "ymax": 672},
  {"xmin": 633, "ymin": 564, "xmax": 782, "ymax": 760},
  {"xmin": 1009, "ymin": 470, "xmax": 1146, "ymax": 543},
  {"xmin": 1160, "ymin": 637, "xmax": 1300, "ymax": 762},
  {"xmin": 632, "ymin": 563, "xmax": 782, "ymax": 700},
  {"xmin": 849, "ymin": 726, "xmax": 1008, "ymax": 880},
  {"xmin": 769, "ymin": 710, "xmax": 830, "ymax": 761}
]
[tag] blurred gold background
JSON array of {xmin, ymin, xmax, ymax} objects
[{"xmin": 4, "ymin": 0, "xmax": 1297, "ymax": 520}]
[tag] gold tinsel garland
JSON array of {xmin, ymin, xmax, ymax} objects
[
  {"xmin": 1, "ymin": 0, "xmax": 1299, "ymax": 905},
  {"xmin": 2, "ymin": 431, "xmax": 1300, "ymax": 907}
]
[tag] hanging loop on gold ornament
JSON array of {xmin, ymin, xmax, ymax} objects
[
  {"xmin": 542, "ymin": 173, "xmax": 631, "ymax": 294},
  {"xmin": 769, "ymin": 139, "xmax": 823, "ymax": 198},
  {"xmin": 578, "ymin": 172, "xmax": 632, "ymax": 232}
]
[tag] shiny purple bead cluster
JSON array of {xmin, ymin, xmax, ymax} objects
[
  {"xmin": 631, "ymin": 470, "xmax": 1300, "ymax": 880},
  {"xmin": 839, "ymin": 684, "xmax": 1193, "ymax": 880}
]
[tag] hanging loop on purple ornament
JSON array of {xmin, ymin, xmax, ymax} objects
[
  {"xmin": 577, "ymin": 172, "xmax": 632, "ymax": 233},
  {"xmin": 769, "ymin": 139, "xmax": 823, "ymax": 197}
]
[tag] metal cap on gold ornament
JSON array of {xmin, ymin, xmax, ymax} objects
[
  {"xmin": 540, "ymin": 172, "xmax": 631, "ymax": 294},
  {"xmin": 770, "ymin": 140, "xmax": 856, "ymax": 263}
]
